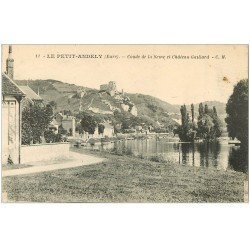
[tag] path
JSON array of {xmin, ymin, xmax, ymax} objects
[{"xmin": 2, "ymin": 152, "xmax": 106, "ymax": 177}]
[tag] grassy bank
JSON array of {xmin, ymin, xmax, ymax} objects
[{"xmin": 2, "ymin": 148, "xmax": 247, "ymax": 202}]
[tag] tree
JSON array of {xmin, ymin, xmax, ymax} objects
[
  {"xmin": 225, "ymin": 79, "xmax": 248, "ymax": 146},
  {"xmin": 210, "ymin": 107, "xmax": 222, "ymax": 138},
  {"xmin": 49, "ymin": 101, "xmax": 57, "ymax": 110},
  {"xmin": 98, "ymin": 124, "xmax": 105, "ymax": 135},
  {"xmin": 191, "ymin": 103, "xmax": 194, "ymax": 123},
  {"xmin": 76, "ymin": 124, "xmax": 84, "ymax": 135},
  {"xmin": 198, "ymin": 103, "xmax": 204, "ymax": 116},
  {"xmin": 178, "ymin": 105, "xmax": 196, "ymax": 142},
  {"xmin": 197, "ymin": 103, "xmax": 222, "ymax": 140},
  {"xmin": 213, "ymin": 106, "xmax": 217, "ymax": 116},
  {"xmin": 22, "ymin": 108, "xmax": 33, "ymax": 144},
  {"xmin": 80, "ymin": 114, "xmax": 97, "ymax": 135},
  {"xmin": 197, "ymin": 114, "xmax": 214, "ymax": 140},
  {"xmin": 204, "ymin": 104, "xmax": 209, "ymax": 114},
  {"xmin": 22, "ymin": 104, "xmax": 54, "ymax": 144},
  {"xmin": 180, "ymin": 105, "xmax": 187, "ymax": 126},
  {"xmin": 178, "ymin": 103, "xmax": 222, "ymax": 142}
]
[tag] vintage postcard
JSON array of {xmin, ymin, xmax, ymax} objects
[{"xmin": 1, "ymin": 44, "xmax": 248, "ymax": 202}]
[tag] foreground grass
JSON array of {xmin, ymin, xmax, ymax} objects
[{"xmin": 2, "ymin": 149, "xmax": 247, "ymax": 202}]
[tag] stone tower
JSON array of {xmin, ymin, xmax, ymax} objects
[{"xmin": 6, "ymin": 45, "xmax": 14, "ymax": 79}]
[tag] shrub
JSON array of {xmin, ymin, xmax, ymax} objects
[
  {"xmin": 44, "ymin": 130, "xmax": 55, "ymax": 143},
  {"xmin": 44, "ymin": 130, "xmax": 64, "ymax": 143},
  {"xmin": 7, "ymin": 155, "xmax": 13, "ymax": 165},
  {"xmin": 149, "ymin": 154, "xmax": 166, "ymax": 162}
]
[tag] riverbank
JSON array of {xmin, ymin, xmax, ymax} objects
[{"xmin": 2, "ymin": 148, "xmax": 247, "ymax": 202}]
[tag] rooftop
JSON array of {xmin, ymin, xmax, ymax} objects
[
  {"xmin": 2, "ymin": 73, "xmax": 25, "ymax": 97},
  {"xmin": 19, "ymin": 86, "xmax": 43, "ymax": 101}
]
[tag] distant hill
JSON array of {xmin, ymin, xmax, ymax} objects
[
  {"xmin": 15, "ymin": 79, "xmax": 180, "ymax": 128},
  {"xmin": 127, "ymin": 93, "xmax": 180, "ymax": 114}
]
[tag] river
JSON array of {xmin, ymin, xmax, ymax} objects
[{"xmin": 86, "ymin": 138, "xmax": 248, "ymax": 173}]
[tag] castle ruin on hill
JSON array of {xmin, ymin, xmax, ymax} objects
[{"xmin": 100, "ymin": 81, "xmax": 118, "ymax": 97}]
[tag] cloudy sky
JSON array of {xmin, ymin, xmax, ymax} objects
[{"xmin": 2, "ymin": 45, "xmax": 248, "ymax": 104}]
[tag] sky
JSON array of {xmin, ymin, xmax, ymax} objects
[{"xmin": 2, "ymin": 44, "xmax": 248, "ymax": 104}]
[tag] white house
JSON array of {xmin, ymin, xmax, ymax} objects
[
  {"xmin": 101, "ymin": 122, "xmax": 114, "ymax": 137},
  {"xmin": 55, "ymin": 113, "xmax": 76, "ymax": 137}
]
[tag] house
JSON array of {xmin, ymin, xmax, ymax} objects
[
  {"xmin": 48, "ymin": 119, "xmax": 59, "ymax": 134},
  {"xmin": 19, "ymin": 85, "xmax": 43, "ymax": 109},
  {"xmin": 55, "ymin": 113, "xmax": 76, "ymax": 137},
  {"xmin": 96, "ymin": 122, "xmax": 114, "ymax": 138},
  {"xmin": 2, "ymin": 72, "xmax": 25, "ymax": 164},
  {"xmin": 101, "ymin": 122, "xmax": 114, "ymax": 137}
]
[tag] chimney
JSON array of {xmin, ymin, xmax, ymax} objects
[{"xmin": 6, "ymin": 45, "xmax": 14, "ymax": 79}]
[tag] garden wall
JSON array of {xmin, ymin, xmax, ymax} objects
[{"xmin": 21, "ymin": 142, "xmax": 70, "ymax": 164}]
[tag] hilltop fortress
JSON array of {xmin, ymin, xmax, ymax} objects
[
  {"xmin": 99, "ymin": 81, "xmax": 138, "ymax": 116},
  {"xmin": 100, "ymin": 81, "xmax": 118, "ymax": 97}
]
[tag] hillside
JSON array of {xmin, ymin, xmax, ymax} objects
[
  {"xmin": 15, "ymin": 79, "xmax": 180, "ymax": 128},
  {"xmin": 127, "ymin": 93, "xmax": 180, "ymax": 114}
]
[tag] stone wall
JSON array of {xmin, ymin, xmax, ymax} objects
[{"xmin": 20, "ymin": 143, "xmax": 70, "ymax": 164}]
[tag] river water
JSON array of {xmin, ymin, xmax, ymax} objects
[{"xmin": 88, "ymin": 138, "xmax": 248, "ymax": 173}]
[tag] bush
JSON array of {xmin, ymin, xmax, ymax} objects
[
  {"xmin": 88, "ymin": 138, "xmax": 96, "ymax": 146},
  {"xmin": 44, "ymin": 130, "xmax": 64, "ymax": 143},
  {"xmin": 55, "ymin": 133, "xmax": 63, "ymax": 142},
  {"xmin": 7, "ymin": 155, "xmax": 13, "ymax": 165},
  {"xmin": 148, "ymin": 154, "xmax": 175, "ymax": 164},
  {"xmin": 58, "ymin": 125, "xmax": 67, "ymax": 135},
  {"xmin": 149, "ymin": 154, "xmax": 166, "ymax": 162},
  {"xmin": 44, "ymin": 130, "xmax": 55, "ymax": 143}
]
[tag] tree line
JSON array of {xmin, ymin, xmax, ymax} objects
[
  {"xmin": 175, "ymin": 79, "xmax": 248, "ymax": 148},
  {"xmin": 176, "ymin": 103, "xmax": 223, "ymax": 142}
]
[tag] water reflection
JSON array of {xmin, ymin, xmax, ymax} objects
[
  {"xmin": 88, "ymin": 138, "xmax": 248, "ymax": 173},
  {"xmin": 195, "ymin": 142, "xmax": 221, "ymax": 168}
]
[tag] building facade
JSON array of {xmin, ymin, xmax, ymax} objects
[
  {"xmin": 2, "ymin": 46, "xmax": 25, "ymax": 164},
  {"xmin": 2, "ymin": 73, "xmax": 25, "ymax": 164},
  {"xmin": 101, "ymin": 122, "xmax": 114, "ymax": 137},
  {"xmin": 55, "ymin": 113, "xmax": 76, "ymax": 137}
]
